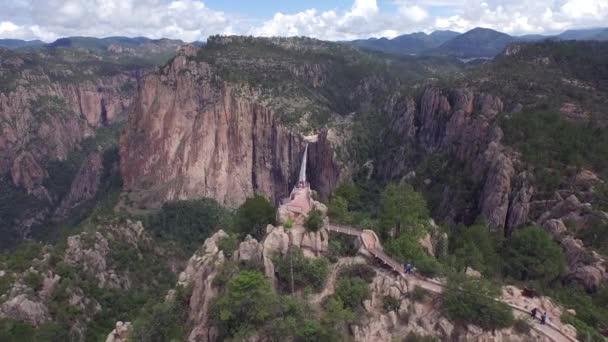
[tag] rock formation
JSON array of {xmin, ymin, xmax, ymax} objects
[
  {"xmin": 63, "ymin": 220, "xmax": 149, "ymax": 289},
  {"xmin": 379, "ymin": 87, "xmax": 529, "ymax": 230},
  {"xmin": 119, "ymin": 46, "xmax": 340, "ymax": 209},
  {"xmin": 538, "ymin": 196, "xmax": 608, "ymax": 291},
  {"xmin": 177, "ymin": 230, "xmax": 228, "ymax": 342},
  {"xmin": 105, "ymin": 321, "xmax": 131, "ymax": 342}
]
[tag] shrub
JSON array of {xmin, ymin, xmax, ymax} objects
[
  {"xmin": 304, "ymin": 209, "xmax": 324, "ymax": 232},
  {"xmin": 384, "ymin": 233, "xmax": 442, "ymax": 277},
  {"xmin": 0, "ymin": 273, "xmax": 15, "ymax": 296},
  {"xmin": 236, "ymin": 195, "xmax": 276, "ymax": 240},
  {"xmin": 383, "ymin": 296, "xmax": 400, "ymax": 312},
  {"xmin": 217, "ymin": 235, "xmax": 238, "ymax": 258},
  {"xmin": 442, "ymin": 275, "xmax": 514, "ymax": 330},
  {"xmin": 283, "ymin": 218, "xmax": 294, "ymax": 229},
  {"xmin": 502, "ymin": 226, "xmax": 565, "ymax": 283},
  {"xmin": 513, "ymin": 319, "xmax": 532, "ymax": 334},
  {"xmin": 130, "ymin": 286, "xmax": 191, "ymax": 342},
  {"xmin": 23, "ymin": 271, "xmax": 44, "ymax": 292},
  {"xmin": 273, "ymin": 247, "xmax": 329, "ymax": 292},
  {"xmin": 338, "ymin": 263, "xmax": 376, "ymax": 283},
  {"xmin": 411, "ymin": 286, "xmax": 429, "ymax": 302},
  {"xmin": 334, "ymin": 277, "xmax": 370, "ymax": 310},
  {"xmin": 0, "ymin": 319, "xmax": 35, "ymax": 342},
  {"xmin": 212, "ymin": 261, "xmax": 240, "ymax": 288},
  {"xmin": 593, "ymin": 183, "xmax": 608, "ymax": 212}
]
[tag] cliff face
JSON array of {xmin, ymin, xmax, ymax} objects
[
  {"xmin": 120, "ymin": 47, "xmax": 340, "ymax": 208},
  {"xmin": 0, "ymin": 49, "xmax": 140, "ymax": 246},
  {"xmin": 379, "ymin": 87, "xmax": 530, "ymax": 231}
]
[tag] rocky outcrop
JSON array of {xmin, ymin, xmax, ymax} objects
[
  {"xmin": 288, "ymin": 224, "xmax": 329, "ymax": 258},
  {"xmin": 119, "ymin": 46, "xmax": 340, "ymax": 209},
  {"xmin": 561, "ymin": 237, "xmax": 607, "ymax": 291},
  {"xmin": 0, "ymin": 294, "xmax": 49, "ymax": 325},
  {"xmin": 349, "ymin": 269, "xmax": 561, "ymax": 342},
  {"xmin": 234, "ymin": 235, "xmax": 262, "ymax": 263},
  {"xmin": 105, "ymin": 321, "xmax": 131, "ymax": 342},
  {"xmin": 541, "ymin": 205, "xmax": 608, "ymax": 291},
  {"xmin": 63, "ymin": 220, "xmax": 149, "ymax": 289},
  {"xmin": 178, "ymin": 230, "xmax": 228, "ymax": 342},
  {"xmin": 261, "ymin": 225, "xmax": 290, "ymax": 284}
]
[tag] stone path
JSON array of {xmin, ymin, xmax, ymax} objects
[{"xmin": 326, "ymin": 224, "xmax": 578, "ymax": 342}]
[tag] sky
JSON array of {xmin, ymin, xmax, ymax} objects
[{"xmin": 0, "ymin": 0, "xmax": 607, "ymax": 42}]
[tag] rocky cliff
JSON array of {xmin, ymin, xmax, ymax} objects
[
  {"xmin": 0, "ymin": 47, "xmax": 142, "ymax": 246},
  {"xmin": 120, "ymin": 46, "xmax": 340, "ymax": 208},
  {"xmin": 379, "ymin": 87, "xmax": 530, "ymax": 231}
]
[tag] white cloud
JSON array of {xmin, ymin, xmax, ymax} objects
[
  {"xmin": 0, "ymin": 0, "xmax": 607, "ymax": 42},
  {"xmin": 0, "ymin": 0, "xmax": 233, "ymax": 42}
]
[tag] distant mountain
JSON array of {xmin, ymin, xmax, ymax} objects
[
  {"xmin": 434, "ymin": 27, "xmax": 515, "ymax": 58},
  {"xmin": 43, "ymin": 36, "xmax": 185, "ymax": 65},
  {"xmin": 0, "ymin": 39, "xmax": 44, "ymax": 49},
  {"xmin": 347, "ymin": 30, "xmax": 459, "ymax": 55},
  {"xmin": 591, "ymin": 28, "xmax": 608, "ymax": 41},
  {"xmin": 46, "ymin": 36, "xmax": 181, "ymax": 51},
  {"xmin": 557, "ymin": 27, "xmax": 608, "ymax": 40}
]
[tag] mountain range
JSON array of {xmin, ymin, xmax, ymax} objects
[
  {"xmin": 2, "ymin": 26, "xmax": 606, "ymax": 60},
  {"xmin": 345, "ymin": 26, "xmax": 608, "ymax": 57}
]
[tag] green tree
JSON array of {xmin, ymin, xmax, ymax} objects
[
  {"xmin": 217, "ymin": 234, "xmax": 238, "ymax": 258},
  {"xmin": 333, "ymin": 183, "xmax": 362, "ymax": 211},
  {"xmin": 593, "ymin": 183, "xmax": 608, "ymax": 212},
  {"xmin": 211, "ymin": 271, "xmax": 279, "ymax": 338},
  {"xmin": 378, "ymin": 183, "xmax": 429, "ymax": 239},
  {"xmin": 148, "ymin": 198, "xmax": 229, "ymax": 253},
  {"xmin": 502, "ymin": 227, "xmax": 565, "ymax": 282},
  {"xmin": 384, "ymin": 234, "xmax": 442, "ymax": 277},
  {"xmin": 304, "ymin": 209, "xmax": 324, "ymax": 232},
  {"xmin": 130, "ymin": 286, "xmax": 190, "ymax": 342},
  {"xmin": 236, "ymin": 195, "xmax": 276, "ymax": 240},
  {"xmin": 273, "ymin": 247, "xmax": 329, "ymax": 292},
  {"xmin": 327, "ymin": 196, "xmax": 350, "ymax": 224},
  {"xmin": 449, "ymin": 222, "xmax": 501, "ymax": 276},
  {"xmin": 442, "ymin": 275, "xmax": 514, "ymax": 330},
  {"xmin": 334, "ymin": 277, "xmax": 370, "ymax": 310}
]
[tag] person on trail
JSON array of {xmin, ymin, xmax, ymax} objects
[
  {"xmin": 541, "ymin": 312, "xmax": 547, "ymax": 325},
  {"xmin": 405, "ymin": 262, "xmax": 412, "ymax": 274},
  {"xmin": 531, "ymin": 308, "xmax": 538, "ymax": 319}
]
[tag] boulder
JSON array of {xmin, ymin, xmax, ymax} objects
[
  {"xmin": 575, "ymin": 170, "xmax": 600, "ymax": 189},
  {"xmin": 542, "ymin": 219, "xmax": 568, "ymax": 240},
  {"xmin": 465, "ymin": 267, "xmax": 482, "ymax": 278},
  {"xmin": 235, "ymin": 235, "xmax": 262, "ymax": 263},
  {"xmin": 0, "ymin": 294, "xmax": 49, "ymax": 325}
]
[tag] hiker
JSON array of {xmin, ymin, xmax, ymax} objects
[
  {"xmin": 541, "ymin": 312, "xmax": 547, "ymax": 325},
  {"xmin": 530, "ymin": 308, "xmax": 538, "ymax": 319},
  {"xmin": 405, "ymin": 262, "xmax": 412, "ymax": 274}
]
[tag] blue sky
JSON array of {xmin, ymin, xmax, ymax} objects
[{"xmin": 0, "ymin": 0, "xmax": 606, "ymax": 42}]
